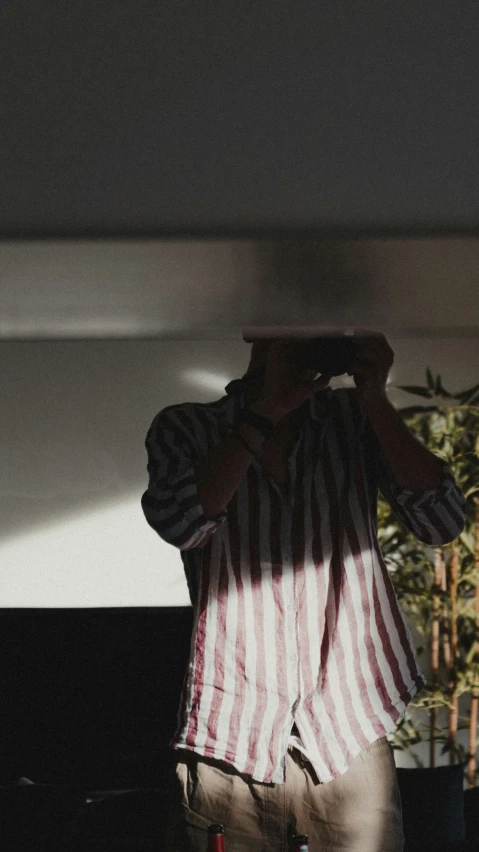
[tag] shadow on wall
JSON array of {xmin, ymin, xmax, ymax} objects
[{"xmin": 251, "ymin": 238, "xmax": 393, "ymax": 327}]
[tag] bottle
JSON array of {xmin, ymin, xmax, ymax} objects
[
  {"xmin": 207, "ymin": 824, "xmax": 226, "ymax": 851},
  {"xmin": 290, "ymin": 834, "xmax": 309, "ymax": 851}
]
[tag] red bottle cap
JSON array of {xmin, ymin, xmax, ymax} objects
[{"xmin": 207, "ymin": 824, "xmax": 226, "ymax": 851}]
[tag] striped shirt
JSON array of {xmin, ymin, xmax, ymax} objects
[{"xmin": 141, "ymin": 378, "xmax": 467, "ymax": 784}]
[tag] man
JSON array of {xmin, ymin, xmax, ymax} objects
[{"xmin": 141, "ymin": 333, "xmax": 466, "ymax": 851}]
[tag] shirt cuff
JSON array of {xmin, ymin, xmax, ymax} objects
[
  {"xmin": 389, "ymin": 459, "xmax": 460, "ymax": 510},
  {"xmin": 170, "ymin": 464, "xmax": 228, "ymax": 544}
]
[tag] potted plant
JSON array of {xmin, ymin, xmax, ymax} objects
[{"xmin": 377, "ymin": 371, "xmax": 479, "ymax": 851}]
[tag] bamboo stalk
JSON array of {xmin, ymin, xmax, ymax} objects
[
  {"xmin": 467, "ymin": 498, "xmax": 479, "ymax": 787},
  {"xmin": 469, "ymin": 691, "xmax": 479, "ymax": 786},
  {"xmin": 430, "ymin": 547, "xmax": 443, "ymax": 767},
  {"xmin": 441, "ymin": 554, "xmax": 451, "ymax": 670},
  {"xmin": 448, "ymin": 547, "xmax": 460, "ymax": 765}
]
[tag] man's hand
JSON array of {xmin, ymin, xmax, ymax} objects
[
  {"xmin": 253, "ymin": 340, "xmax": 332, "ymax": 423},
  {"xmin": 349, "ymin": 334, "xmax": 394, "ymax": 399}
]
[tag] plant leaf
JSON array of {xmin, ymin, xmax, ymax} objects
[
  {"xmin": 455, "ymin": 383, "xmax": 479, "ymax": 403},
  {"xmin": 464, "ymin": 387, "xmax": 479, "ymax": 406},
  {"xmin": 397, "ymin": 385, "xmax": 434, "ymax": 398},
  {"xmin": 397, "ymin": 406, "xmax": 439, "ymax": 418},
  {"xmin": 426, "ymin": 368, "xmax": 435, "ymax": 391},
  {"xmin": 465, "ymin": 486, "xmax": 479, "ymax": 498},
  {"xmin": 435, "ymin": 375, "xmax": 453, "ymax": 398},
  {"xmin": 459, "ymin": 531, "xmax": 476, "ymax": 556}
]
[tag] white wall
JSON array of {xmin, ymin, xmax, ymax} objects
[{"xmin": 1, "ymin": 335, "xmax": 477, "ymax": 609}]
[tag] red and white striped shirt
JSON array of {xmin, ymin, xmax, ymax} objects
[{"xmin": 142, "ymin": 379, "xmax": 466, "ymax": 784}]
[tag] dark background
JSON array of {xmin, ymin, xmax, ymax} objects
[
  {"xmin": 1, "ymin": 607, "xmax": 194, "ymax": 788},
  {"xmin": 0, "ymin": 608, "xmax": 194, "ymax": 850}
]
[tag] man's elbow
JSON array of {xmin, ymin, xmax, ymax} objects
[{"xmin": 416, "ymin": 517, "xmax": 466, "ymax": 547}]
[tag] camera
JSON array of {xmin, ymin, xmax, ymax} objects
[{"xmin": 297, "ymin": 336, "xmax": 357, "ymax": 377}]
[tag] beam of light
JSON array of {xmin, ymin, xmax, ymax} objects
[
  {"xmin": 0, "ymin": 494, "xmax": 190, "ymax": 608},
  {"xmin": 180, "ymin": 368, "xmax": 235, "ymax": 395}
]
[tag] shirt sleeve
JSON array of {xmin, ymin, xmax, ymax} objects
[
  {"xmin": 363, "ymin": 422, "xmax": 467, "ymax": 546},
  {"xmin": 141, "ymin": 406, "xmax": 228, "ymax": 551}
]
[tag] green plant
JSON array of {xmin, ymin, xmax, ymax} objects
[{"xmin": 378, "ymin": 370, "xmax": 479, "ymax": 786}]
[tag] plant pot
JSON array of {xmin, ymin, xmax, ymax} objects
[
  {"xmin": 463, "ymin": 787, "xmax": 479, "ymax": 851},
  {"xmin": 396, "ymin": 763, "xmax": 466, "ymax": 852}
]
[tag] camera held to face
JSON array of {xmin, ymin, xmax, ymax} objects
[{"xmin": 296, "ymin": 336, "xmax": 357, "ymax": 377}]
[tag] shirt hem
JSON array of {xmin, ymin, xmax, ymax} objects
[
  {"xmin": 300, "ymin": 676, "xmax": 427, "ymax": 785},
  {"xmin": 170, "ymin": 740, "xmax": 278, "ymax": 783},
  {"xmin": 170, "ymin": 676, "xmax": 426, "ymax": 786}
]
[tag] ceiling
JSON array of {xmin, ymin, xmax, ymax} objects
[{"xmin": 2, "ymin": 4, "xmax": 478, "ymax": 339}]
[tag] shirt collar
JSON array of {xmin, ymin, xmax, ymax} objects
[{"xmin": 223, "ymin": 374, "xmax": 332, "ymax": 427}]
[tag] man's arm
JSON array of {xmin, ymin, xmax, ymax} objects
[
  {"xmin": 349, "ymin": 333, "xmax": 466, "ymax": 546},
  {"xmin": 357, "ymin": 385, "xmax": 442, "ymax": 493},
  {"xmin": 351, "ymin": 334, "xmax": 441, "ymax": 493}
]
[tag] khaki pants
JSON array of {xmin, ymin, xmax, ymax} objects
[{"xmin": 165, "ymin": 737, "xmax": 405, "ymax": 851}]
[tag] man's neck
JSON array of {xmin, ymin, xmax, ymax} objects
[{"xmin": 243, "ymin": 383, "xmax": 293, "ymax": 444}]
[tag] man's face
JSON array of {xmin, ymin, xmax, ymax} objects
[{"xmin": 244, "ymin": 336, "xmax": 320, "ymax": 382}]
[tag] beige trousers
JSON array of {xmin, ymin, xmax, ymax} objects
[{"xmin": 165, "ymin": 737, "xmax": 405, "ymax": 851}]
